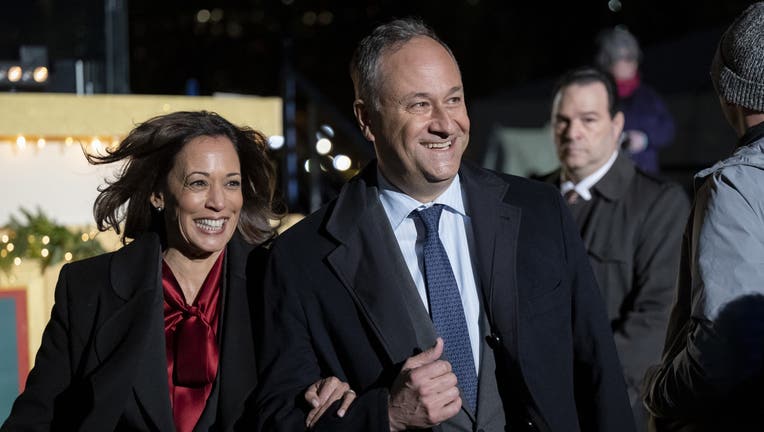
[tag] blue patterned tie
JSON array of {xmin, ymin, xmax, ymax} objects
[{"xmin": 415, "ymin": 204, "xmax": 478, "ymax": 412}]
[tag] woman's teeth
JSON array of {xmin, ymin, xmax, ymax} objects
[{"xmin": 196, "ymin": 218, "xmax": 225, "ymax": 231}]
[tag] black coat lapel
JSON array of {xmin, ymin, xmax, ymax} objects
[
  {"xmin": 217, "ymin": 233, "xmax": 258, "ymax": 430},
  {"xmin": 88, "ymin": 233, "xmax": 174, "ymax": 432},
  {"xmin": 460, "ymin": 163, "xmax": 521, "ymax": 360},
  {"xmin": 325, "ymin": 164, "xmax": 422, "ymax": 365}
]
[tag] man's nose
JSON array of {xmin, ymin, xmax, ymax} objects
[
  {"xmin": 429, "ymin": 105, "xmax": 457, "ymax": 137},
  {"xmin": 565, "ymin": 119, "xmax": 583, "ymax": 140}
]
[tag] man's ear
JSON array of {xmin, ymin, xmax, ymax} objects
[
  {"xmin": 149, "ymin": 192, "xmax": 164, "ymax": 210},
  {"xmin": 353, "ymin": 99, "xmax": 375, "ymax": 142},
  {"xmin": 612, "ymin": 111, "xmax": 625, "ymax": 140}
]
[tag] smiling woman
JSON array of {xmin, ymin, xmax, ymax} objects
[
  {"xmin": 1, "ymin": 111, "xmax": 356, "ymax": 431},
  {"xmin": 149, "ymin": 135, "xmax": 245, "ymax": 302}
]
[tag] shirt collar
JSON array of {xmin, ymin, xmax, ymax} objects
[
  {"xmin": 560, "ymin": 150, "xmax": 618, "ymax": 201},
  {"xmin": 377, "ymin": 169, "xmax": 466, "ymax": 229}
]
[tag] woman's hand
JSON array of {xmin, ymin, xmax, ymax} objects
[{"xmin": 304, "ymin": 376, "xmax": 357, "ymax": 428}]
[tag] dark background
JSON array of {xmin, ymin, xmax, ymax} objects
[{"xmin": 2, "ymin": 0, "xmax": 758, "ymax": 211}]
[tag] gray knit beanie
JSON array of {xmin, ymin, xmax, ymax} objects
[{"xmin": 711, "ymin": 2, "xmax": 764, "ymax": 112}]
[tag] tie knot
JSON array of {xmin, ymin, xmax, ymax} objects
[
  {"xmin": 415, "ymin": 204, "xmax": 444, "ymax": 234},
  {"xmin": 564, "ymin": 189, "xmax": 580, "ymax": 205}
]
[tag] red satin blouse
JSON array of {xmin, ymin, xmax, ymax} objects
[{"xmin": 162, "ymin": 251, "xmax": 224, "ymax": 432}]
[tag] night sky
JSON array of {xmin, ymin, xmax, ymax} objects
[
  {"xmin": 3, "ymin": 1, "xmax": 755, "ymax": 100},
  {"xmin": 3, "ymin": 0, "xmax": 756, "ymax": 118},
  {"xmin": 124, "ymin": 1, "xmax": 754, "ymax": 97},
  {"xmin": 2, "ymin": 0, "xmax": 759, "ymax": 210}
]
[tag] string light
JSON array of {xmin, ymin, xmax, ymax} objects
[
  {"xmin": 90, "ymin": 137, "xmax": 104, "ymax": 154},
  {"xmin": 1, "ymin": 135, "xmax": 124, "ymax": 155},
  {"xmin": 8, "ymin": 66, "xmax": 22, "ymax": 83},
  {"xmin": 32, "ymin": 66, "xmax": 48, "ymax": 83},
  {"xmin": 0, "ymin": 210, "xmax": 107, "ymax": 275}
]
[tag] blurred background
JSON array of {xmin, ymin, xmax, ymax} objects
[{"xmin": 0, "ymin": 0, "xmax": 757, "ymax": 421}]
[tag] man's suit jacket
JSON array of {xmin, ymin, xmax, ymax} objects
[
  {"xmin": 538, "ymin": 153, "xmax": 689, "ymax": 413},
  {"xmin": 254, "ymin": 161, "xmax": 634, "ymax": 432},
  {"xmin": 1, "ymin": 232, "xmax": 259, "ymax": 431}
]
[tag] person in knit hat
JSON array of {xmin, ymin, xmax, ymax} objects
[
  {"xmin": 596, "ymin": 27, "xmax": 676, "ymax": 174},
  {"xmin": 643, "ymin": 3, "xmax": 764, "ymax": 431}
]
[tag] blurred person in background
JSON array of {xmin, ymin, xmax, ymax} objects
[
  {"xmin": 537, "ymin": 67, "xmax": 689, "ymax": 431},
  {"xmin": 644, "ymin": 3, "xmax": 764, "ymax": 430},
  {"xmin": 1, "ymin": 111, "xmax": 353, "ymax": 431},
  {"xmin": 596, "ymin": 27, "xmax": 676, "ymax": 175}
]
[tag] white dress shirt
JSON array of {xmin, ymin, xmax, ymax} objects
[
  {"xmin": 377, "ymin": 171, "xmax": 481, "ymax": 372},
  {"xmin": 560, "ymin": 150, "xmax": 619, "ymax": 201}
]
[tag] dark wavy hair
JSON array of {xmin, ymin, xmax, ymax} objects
[{"xmin": 88, "ymin": 110, "xmax": 282, "ymax": 245}]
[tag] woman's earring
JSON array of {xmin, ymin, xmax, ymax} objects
[{"xmin": 155, "ymin": 206, "xmax": 163, "ymax": 212}]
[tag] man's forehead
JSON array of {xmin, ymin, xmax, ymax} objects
[
  {"xmin": 378, "ymin": 37, "xmax": 459, "ymax": 72},
  {"xmin": 377, "ymin": 41, "xmax": 463, "ymax": 99},
  {"xmin": 555, "ymin": 82, "xmax": 609, "ymax": 108}
]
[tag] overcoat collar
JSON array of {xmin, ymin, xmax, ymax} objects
[
  {"xmin": 590, "ymin": 152, "xmax": 635, "ymax": 202},
  {"xmin": 542, "ymin": 152, "xmax": 635, "ymax": 203}
]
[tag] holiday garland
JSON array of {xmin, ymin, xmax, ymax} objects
[{"xmin": 0, "ymin": 208, "xmax": 105, "ymax": 275}]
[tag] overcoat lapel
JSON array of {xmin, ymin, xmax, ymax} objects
[
  {"xmin": 89, "ymin": 233, "xmax": 175, "ymax": 432},
  {"xmin": 325, "ymin": 165, "xmax": 422, "ymax": 366},
  {"xmin": 582, "ymin": 152, "xmax": 635, "ymax": 249},
  {"xmin": 460, "ymin": 163, "xmax": 521, "ymax": 361},
  {"xmin": 217, "ymin": 234, "xmax": 257, "ymax": 430}
]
